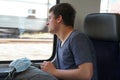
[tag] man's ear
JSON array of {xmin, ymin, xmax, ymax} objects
[{"xmin": 57, "ymin": 15, "xmax": 63, "ymax": 23}]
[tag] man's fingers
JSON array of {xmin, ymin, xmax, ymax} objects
[{"xmin": 40, "ymin": 61, "xmax": 47, "ymax": 69}]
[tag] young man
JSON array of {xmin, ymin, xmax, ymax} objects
[{"xmin": 41, "ymin": 3, "xmax": 97, "ymax": 80}]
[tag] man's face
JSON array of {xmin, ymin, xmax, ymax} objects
[{"xmin": 46, "ymin": 12, "xmax": 59, "ymax": 34}]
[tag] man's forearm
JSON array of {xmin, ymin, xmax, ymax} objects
[{"xmin": 54, "ymin": 63, "xmax": 93, "ymax": 80}]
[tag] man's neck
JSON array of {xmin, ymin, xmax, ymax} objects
[{"xmin": 56, "ymin": 26, "xmax": 73, "ymax": 42}]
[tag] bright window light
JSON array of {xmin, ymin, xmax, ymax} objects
[{"xmin": 0, "ymin": 0, "xmax": 56, "ymax": 61}]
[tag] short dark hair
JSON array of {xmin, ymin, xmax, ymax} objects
[{"xmin": 49, "ymin": 3, "xmax": 76, "ymax": 27}]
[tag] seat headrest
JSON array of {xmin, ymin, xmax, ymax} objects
[{"xmin": 84, "ymin": 13, "xmax": 120, "ymax": 41}]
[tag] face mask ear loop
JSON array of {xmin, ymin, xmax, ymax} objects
[
  {"xmin": 4, "ymin": 75, "xmax": 9, "ymax": 80},
  {"xmin": 9, "ymin": 68, "xmax": 16, "ymax": 80},
  {"xmin": 4, "ymin": 68, "xmax": 16, "ymax": 80}
]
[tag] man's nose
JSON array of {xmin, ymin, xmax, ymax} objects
[{"xmin": 46, "ymin": 22, "xmax": 49, "ymax": 26}]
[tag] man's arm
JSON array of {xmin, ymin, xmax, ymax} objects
[{"xmin": 40, "ymin": 61, "xmax": 93, "ymax": 80}]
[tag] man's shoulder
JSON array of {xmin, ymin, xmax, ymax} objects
[{"xmin": 70, "ymin": 30, "xmax": 88, "ymax": 39}]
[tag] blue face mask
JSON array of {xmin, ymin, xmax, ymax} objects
[{"xmin": 9, "ymin": 57, "xmax": 32, "ymax": 72}]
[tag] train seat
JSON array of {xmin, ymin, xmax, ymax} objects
[{"xmin": 84, "ymin": 13, "xmax": 120, "ymax": 80}]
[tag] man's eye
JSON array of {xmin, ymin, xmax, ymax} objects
[
  {"xmin": 48, "ymin": 18, "xmax": 50, "ymax": 21},
  {"xmin": 48, "ymin": 17, "xmax": 51, "ymax": 21}
]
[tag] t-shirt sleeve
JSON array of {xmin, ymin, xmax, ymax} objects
[{"xmin": 70, "ymin": 33, "xmax": 93, "ymax": 66}]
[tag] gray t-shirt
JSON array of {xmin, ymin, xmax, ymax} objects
[{"xmin": 56, "ymin": 30, "xmax": 97, "ymax": 80}]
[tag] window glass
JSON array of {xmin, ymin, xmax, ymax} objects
[
  {"xmin": 0, "ymin": 0, "xmax": 56, "ymax": 61},
  {"xmin": 100, "ymin": 0, "xmax": 120, "ymax": 13}
]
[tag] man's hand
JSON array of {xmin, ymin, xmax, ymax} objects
[{"xmin": 40, "ymin": 61, "xmax": 57, "ymax": 76}]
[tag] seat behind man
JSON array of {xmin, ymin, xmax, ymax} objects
[{"xmin": 84, "ymin": 13, "xmax": 120, "ymax": 80}]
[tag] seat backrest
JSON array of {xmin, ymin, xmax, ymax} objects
[{"xmin": 84, "ymin": 13, "xmax": 120, "ymax": 80}]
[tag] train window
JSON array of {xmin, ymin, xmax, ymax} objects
[
  {"xmin": 100, "ymin": 0, "xmax": 120, "ymax": 13},
  {"xmin": 0, "ymin": 0, "xmax": 58, "ymax": 62}
]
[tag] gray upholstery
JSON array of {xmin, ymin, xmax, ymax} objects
[{"xmin": 84, "ymin": 13, "xmax": 120, "ymax": 41}]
